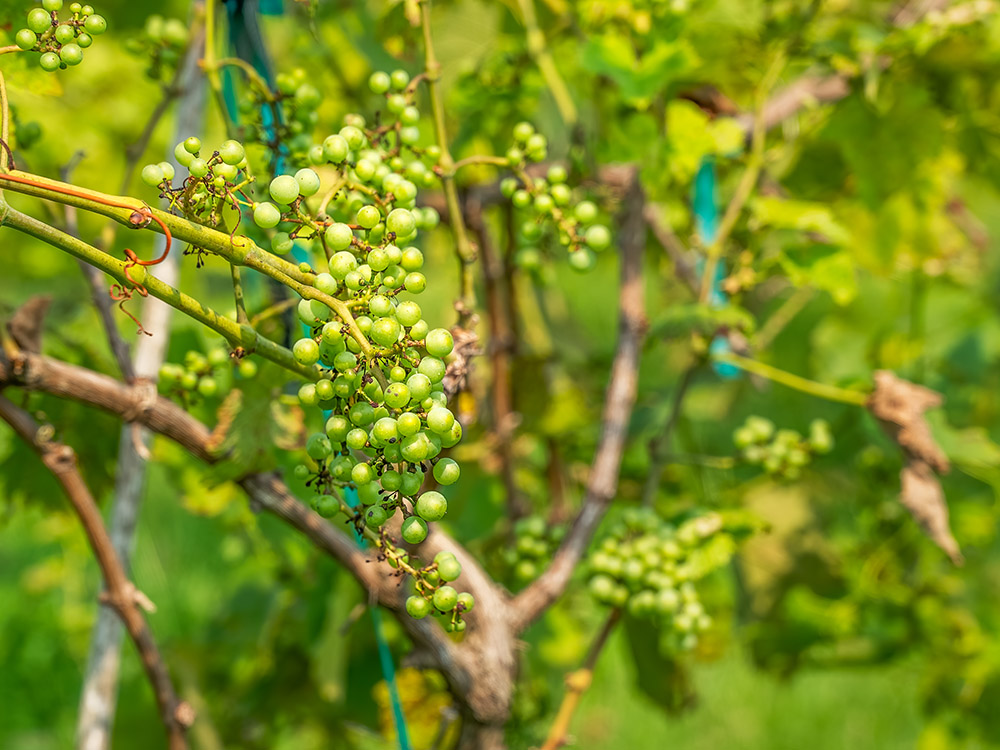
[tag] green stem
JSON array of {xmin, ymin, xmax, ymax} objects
[
  {"xmin": 0, "ymin": 200, "xmax": 318, "ymax": 381},
  {"xmin": 712, "ymin": 351, "xmax": 869, "ymax": 406},
  {"xmin": 419, "ymin": 0, "xmax": 477, "ymax": 319},
  {"xmin": 231, "ymin": 265, "xmax": 249, "ymax": 325},
  {"xmin": 0, "ymin": 171, "xmax": 374, "ymax": 359},
  {"xmin": 453, "ymin": 154, "xmax": 510, "ymax": 171},
  {"xmin": 516, "ymin": 0, "xmax": 578, "ymax": 127}
]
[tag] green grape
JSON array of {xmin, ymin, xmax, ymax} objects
[
  {"xmin": 426, "ymin": 407, "xmax": 454, "ymax": 434},
  {"xmin": 15, "ymin": 29, "xmax": 37, "ymax": 50},
  {"xmin": 433, "ymin": 458, "xmax": 460, "ymax": 485},
  {"xmin": 568, "ymin": 247, "xmax": 596, "ymax": 272},
  {"xmin": 315, "ymin": 495, "xmax": 339, "ymax": 518},
  {"xmin": 323, "ymin": 134, "xmax": 349, "ymax": 163},
  {"xmin": 83, "ymin": 13, "xmax": 107, "ymax": 34},
  {"xmin": 574, "ymin": 201, "xmax": 598, "ymax": 224},
  {"xmin": 415, "ymin": 491, "xmax": 448, "ymax": 522},
  {"xmin": 438, "ymin": 556, "xmax": 461, "ymax": 581},
  {"xmin": 75, "ymin": 31, "xmax": 92, "ymax": 47},
  {"xmin": 425, "ymin": 328, "xmax": 454, "ymax": 358},
  {"xmin": 371, "ymin": 317, "xmax": 402, "ymax": 347},
  {"xmin": 219, "ymin": 139, "xmax": 245, "ymax": 165},
  {"xmin": 237, "ymin": 360, "xmax": 257, "ymax": 378},
  {"xmin": 432, "ymin": 585, "xmax": 458, "ymax": 611},
  {"xmin": 42, "ymin": 0, "xmax": 64, "ymax": 10},
  {"xmin": 401, "ymin": 516, "xmax": 428, "ymax": 544},
  {"xmin": 293, "ymin": 338, "xmax": 320, "ymax": 366},
  {"xmin": 306, "ymin": 433, "xmax": 332, "ymax": 461},
  {"xmin": 315, "ymin": 379, "xmax": 334, "ymax": 401},
  {"xmin": 140, "ymin": 164, "xmax": 165, "ymax": 187},
  {"xmin": 59, "ymin": 44, "xmax": 83, "ymax": 66},
  {"xmin": 369, "ymin": 70, "xmax": 391, "ymax": 94},
  {"xmin": 390, "ymin": 69, "xmax": 410, "ymax": 90},
  {"xmin": 339, "ymin": 125, "xmax": 366, "ymax": 150},
  {"xmin": 399, "ymin": 467, "xmax": 423, "ymax": 495},
  {"xmin": 269, "ymin": 174, "xmax": 300, "ymax": 205},
  {"xmin": 386, "ymin": 93, "xmax": 407, "ymax": 114},
  {"xmin": 294, "ymin": 168, "xmax": 321, "ymax": 196},
  {"xmin": 357, "ymin": 205, "xmax": 380, "ymax": 229},
  {"xmin": 271, "ymin": 233, "xmax": 294, "ymax": 255},
  {"xmin": 585, "ymin": 224, "xmax": 612, "ymax": 251},
  {"xmin": 188, "ymin": 158, "xmax": 209, "ymax": 178},
  {"xmin": 39, "ymin": 52, "xmax": 60, "ymax": 71},
  {"xmin": 406, "ymin": 595, "xmax": 431, "ymax": 619},
  {"xmin": 55, "ymin": 24, "xmax": 75, "ymax": 44},
  {"xmin": 27, "ymin": 9, "xmax": 52, "ymax": 35},
  {"xmin": 253, "ymin": 202, "xmax": 281, "ymax": 229},
  {"xmin": 365, "ymin": 505, "xmax": 389, "ymax": 528},
  {"xmin": 346, "ymin": 428, "xmax": 368, "ymax": 450},
  {"xmin": 404, "ymin": 273, "xmax": 426, "ymax": 294},
  {"xmin": 183, "ymin": 136, "xmax": 201, "ymax": 154},
  {"xmin": 512, "ymin": 121, "xmax": 534, "ymax": 142},
  {"xmin": 456, "ymin": 592, "xmax": 474, "ymax": 612}
]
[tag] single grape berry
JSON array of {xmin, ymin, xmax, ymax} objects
[
  {"xmin": 406, "ymin": 595, "xmax": 431, "ymax": 619},
  {"xmin": 323, "ymin": 134, "xmax": 349, "ymax": 163},
  {"xmin": 219, "ymin": 139, "xmax": 245, "ymax": 165},
  {"xmin": 425, "ymin": 328, "xmax": 454, "ymax": 358},
  {"xmin": 269, "ymin": 174, "xmax": 300, "ymax": 205},
  {"xmin": 368, "ymin": 71, "xmax": 391, "ymax": 94},
  {"xmin": 253, "ymin": 202, "xmax": 281, "ymax": 229},
  {"xmin": 42, "ymin": 0, "xmax": 64, "ymax": 11},
  {"xmin": 456, "ymin": 592, "xmax": 474, "ymax": 612},
  {"xmin": 188, "ymin": 158, "xmax": 209, "ymax": 178},
  {"xmin": 59, "ymin": 43, "xmax": 83, "ymax": 66},
  {"xmin": 415, "ymin": 491, "xmax": 448, "ymax": 522},
  {"xmin": 39, "ymin": 52, "xmax": 60, "ymax": 72},
  {"xmin": 386, "ymin": 208, "xmax": 416, "ymax": 237},
  {"xmin": 83, "ymin": 13, "xmax": 107, "ymax": 34},
  {"xmin": 55, "ymin": 24, "xmax": 75, "ymax": 44},
  {"xmin": 294, "ymin": 168, "xmax": 321, "ymax": 197},
  {"xmin": 585, "ymin": 224, "xmax": 612, "ymax": 251},
  {"xmin": 140, "ymin": 164, "xmax": 165, "ymax": 187},
  {"xmin": 14, "ymin": 29, "xmax": 37, "ymax": 51},
  {"xmin": 293, "ymin": 338, "xmax": 320, "ymax": 366},
  {"xmin": 432, "ymin": 585, "xmax": 458, "ymax": 612},
  {"xmin": 325, "ymin": 223, "xmax": 353, "ymax": 252},
  {"xmin": 401, "ymin": 516, "xmax": 428, "ymax": 544},
  {"xmin": 357, "ymin": 205, "xmax": 380, "ymax": 229},
  {"xmin": 433, "ymin": 458, "xmax": 460, "ymax": 485},
  {"xmin": 27, "ymin": 9, "xmax": 52, "ymax": 35},
  {"xmin": 183, "ymin": 136, "xmax": 201, "ymax": 154}
]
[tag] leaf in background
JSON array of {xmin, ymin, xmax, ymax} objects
[
  {"xmin": 649, "ymin": 302, "xmax": 756, "ymax": 339},
  {"xmin": 751, "ymin": 196, "xmax": 852, "ymax": 245},
  {"xmin": 778, "ymin": 246, "xmax": 858, "ymax": 305},
  {"xmin": 581, "ymin": 34, "xmax": 697, "ymax": 106},
  {"xmin": 622, "ymin": 615, "xmax": 697, "ymax": 713}
]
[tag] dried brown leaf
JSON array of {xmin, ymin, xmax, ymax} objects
[{"xmin": 900, "ymin": 460, "xmax": 963, "ymax": 565}]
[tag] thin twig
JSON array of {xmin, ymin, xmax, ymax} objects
[
  {"xmin": 642, "ymin": 363, "xmax": 699, "ymax": 507},
  {"xmin": 516, "ymin": 0, "xmax": 578, "ymax": 128},
  {"xmin": 540, "ymin": 608, "xmax": 621, "ymax": 750},
  {"xmin": 754, "ymin": 286, "xmax": 814, "ymax": 350},
  {"xmin": 713, "ymin": 351, "xmax": 869, "ymax": 406},
  {"xmin": 510, "ymin": 168, "xmax": 647, "ymax": 632},
  {"xmin": 0, "ymin": 395, "xmax": 193, "ymax": 749},
  {"xmin": 642, "ymin": 203, "xmax": 699, "ymax": 296}
]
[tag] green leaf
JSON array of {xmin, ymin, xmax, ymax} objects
[
  {"xmin": 622, "ymin": 615, "xmax": 696, "ymax": 713},
  {"xmin": 751, "ymin": 196, "xmax": 852, "ymax": 245},
  {"xmin": 649, "ymin": 303, "xmax": 756, "ymax": 339},
  {"xmin": 581, "ymin": 35, "xmax": 697, "ymax": 106}
]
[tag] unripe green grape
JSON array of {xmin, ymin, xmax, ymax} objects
[
  {"xmin": 292, "ymin": 338, "xmax": 320, "ymax": 366},
  {"xmin": 349, "ymin": 401, "xmax": 375, "ymax": 427},
  {"xmin": 76, "ymin": 32, "xmax": 92, "ymax": 48},
  {"xmin": 55, "ymin": 24, "xmax": 75, "ymax": 44},
  {"xmin": 512, "ymin": 121, "xmax": 534, "ymax": 143},
  {"xmin": 43, "ymin": 0, "xmax": 64, "ymax": 10},
  {"xmin": 323, "ymin": 134, "xmax": 349, "ymax": 163},
  {"xmin": 568, "ymin": 247, "xmax": 596, "ymax": 272},
  {"xmin": 425, "ymin": 328, "xmax": 454, "ymax": 358},
  {"xmin": 84, "ymin": 13, "xmax": 107, "ymax": 34},
  {"xmin": 573, "ymin": 200, "xmax": 598, "ymax": 224},
  {"xmin": 346, "ymin": 428, "xmax": 368, "ymax": 450},
  {"xmin": 59, "ymin": 44, "xmax": 83, "ymax": 66},
  {"xmin": 306, "ymin": 433, "xmax": 332, "ymax": 461},
  {"xmin": 512, "ymin": 190, "xmax": 531, "ymax": 209},
  {"xmin": 339, "ymin": 124, "xmax": 365, "ymax": 151},
  {"xmin": 313, "ymin": 495, "xmax": 338, "ymax": 517},
  {"xmin": 371, "ymin": 317, "xmax": 402, "ymax": 347},
  {"xmin": 140, "ymin": 164, "xmax": 165, "ymax": 187},
  {"xmin": 416, "ymin": 491, "xmax": 448, "ymax": 522},
  {"xmin": 292, "ymin": 168, "xmax": 320, "ymax": 197},
  {"xmin": 238, "ymin": 360, "xmax": 257, "ymax": 378},
  {"xmin": 219, "ymin": 139, "xmax": 245, "ymax": 165},
  {"xmin": 27, "ymin": 9, "xmax": 52, "ymax": 35},
  {"xmin": 425, "ymin": 406, "xmax": 454, "ymax": 435},
  {"xmin": 431, "ymin": 585, "xmax": 457, "ymax": 612},
  {"xmin": 385, "ymin": 208, "xmax": 415, "ymax": 237},
  {"xmin": 365, "ymin": 505, "xmax": 389, "ymax": 528},
  {"xmin": 397, "ymin": 411, "xmax": 421, "ymax": 437},
  {"xmin": 381, "ymin": 382, "xmax": 409, "ymax": 409},
  {"xmin": 400, "ymin": 432, "xmax": 432, "ymax": 463},
  {"xmin": 550, "ymin": 184, "xmax": 572, "ymax": 206},
  {"xmin": 308, "ymin": 145, "xmax": 325, "ymax": 165},
  {"xmin": 182, "ymin": 136, "xmax": 201, "ymax": 154},
  {"xmin": 351, "ymin": 462, "xmax": 376, "ymax": 486},
  {"xmin": 386, "ymin": 93, "xmax": 407, "ymax": 114},
  {"xmin": 309, "ymin": 299, "xmax": 331, "ymax": 323},
  {"xmin": 406, "ymin": 595, "xmax": 431, "ymax": 619},
  {"xmin": 433, "ymin": 458, "xmax": 460, "ymax": 485},
  {"xmin": 533, "ymin": 194, "xmax": 554, "ymax": 214},
  {"xmin": 333, "ymin": 351, "xmax": 357, "ymax": 372},
  {"xmin": 515, "ymin": 559, "xmax": 538, "ymax": 581},
  {"xmin": 456, "ymin": 592, "xmax": 474, "ymax": 612},
  {"xmin": 329, "ymin": 251, "xmax": 357, "ymax": 282},
  {"xmin": 298, "ymin": 383, "xmax": 319, "ymax": 406},
  {"xmin": 407, "ymin": 320, "xmax": 427, "ymax": 341},
  {"xmin": 400, "ymin": 105, "xmax": 420, "ymax": 125},
  {"xmin": 269, "ymin": 174, "xmax": 300, "ymax": 205},
  {"xmin": 366, "ymin": 247, "xmax": 389, "ymax": 272},
  {"xmin": 418, "ymin": 357, "xmax": 446, "ymax": 384},
  {"xmin": 406, "ymin": 373, "xmax": 432, "ymax": 402},
  {"xmin": 252, "ymin": 202, "xmax": 281, "ymax": 229},
  {"xmin": 369, "ymin": 70, "xmax": 391, "ymax": 94},
  {"xmin": 400, "ymin": 247, "xmax": 424, "ymax": 271},
  {"xmin": 404, "ymin": 273, "xmax": 426, "ymax": 294},
  {"xmin": 388, "ymin": 68, "xmax": 410, "ymax": 90},
  {"xmin": 39, "ymin": 51, "xmax": 60, "ymax": 71},
  {"xmin": 400, "ymin": 467, "xmax": 424, "ymax": 496},
  {"xmin": 402, "ymin": 516, "xmax": 428, "ymax": 544},
  {"xmin": 547, "ymin": 164, "xmax": 568, "ymax": 184},
  {"xmin": 15, "ymin": 29, "xmax": 37, "ymax": 50},
  {"xmin": 440, "ymin": 420, "xmax": 462, "ymax": 449},
  {"xmin": 188, "ymin": 158, "xmax": 209, "ymax": 178},
  {"xmin": 438, "ymin": 557, "xmax": 462, "ymax": 583},
  {"xmin": 357, "ymin": 205, "xmax": 380, "ymax": 229},
  {"xmin": 173, "ymin": 142, "xmax": 195, "ymax": 167}
]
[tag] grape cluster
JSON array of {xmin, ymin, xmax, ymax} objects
[
  {"xmin": 124, "ymin": 14, "xmax": 188, "ymax": 80},
  {"xmin": 404, "ymin": 550, "xmax": 475, "ymax": 633},
  {"xmin": 158, "ymin": 347, "xmax": 257, "ymax": 402},
  {"xmin": 14, "ymin": 0, "xmax": 107, "ymax": 72},
  {"xmin": 141, "ymin": 137, "xmax": 253, "ymax": 245},
  {"xmin": 586, "ymin": 508, "xmax": 717, "ymax": 652},
  {"xmin": 499, "ymin": 123, "xmax": 611, "ymax": 272},
  {"xmin": 733, "ymin": 416, "xmax": 833, "ymax": 480},
  {"xmin": 504, "ymin": 515, "xmax": 564, "ymax": 584}
]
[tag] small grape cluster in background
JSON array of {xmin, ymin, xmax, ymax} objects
[
  {"xmin": 505, "ymin": 515, "xmax": 565, "ymax": 584},
  {"xmin": 158, "ymin": 348, "xmax": 257, "ymax": 404},
  {"xmin": 14, "ymin": 0, "xmax": 107, "ymax": 72},
  {"xmin": 586, "ymin": 508, "xmax": 726, "ymax": 653},
  {"xmin": 124, "ymin": 14, "xmax": 188, "ymax": 81},
  {"xmin": 499, "ymin": 123, "xmax": 612, "ymax": 273},
  {"xmin": 404, "ymin": 550, "xmax": 475, "ymax": 633},
  {"xmin": 733, "ymin": 415, "xmax": 834, "ymax": 480},
  {"xmin": 141, "ymin": 137, "xmax": 253, "ymax": 242}
]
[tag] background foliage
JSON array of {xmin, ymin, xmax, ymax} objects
[{"xmin": 2, "ymin": 0, "xmax": 1000, "ymax": 748}]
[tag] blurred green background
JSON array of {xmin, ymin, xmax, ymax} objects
[{"xmin": 2, "ymin": 0, "xmax": 1000, "ymax": 748}]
